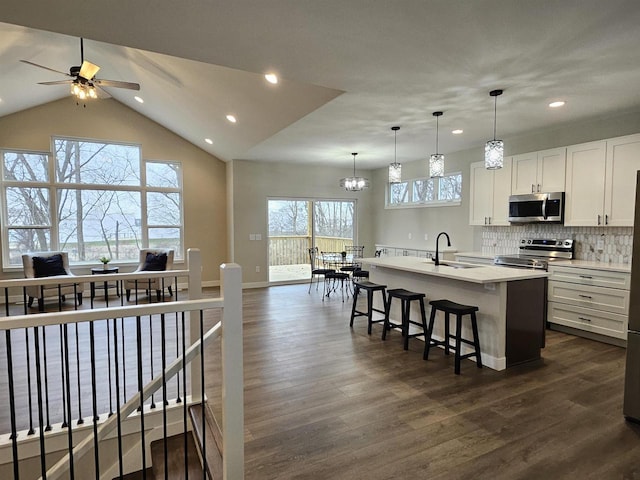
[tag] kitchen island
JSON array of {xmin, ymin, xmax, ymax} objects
[{"xmin": 362, "ymin": 256, "xmax": 550, "ymax": 371}]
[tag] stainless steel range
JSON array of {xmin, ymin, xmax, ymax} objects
[{"xmin": 494, "ymin": 238, "xmax": 574, "ymax": 270}]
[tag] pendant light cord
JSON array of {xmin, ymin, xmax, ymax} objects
[
  {"xmin": 493, "ymin": 94, "xmax": 497, "ymax": 141},
  {"xmin": 435, "ymin": 115, "xmax": 439, "ymax": 153},
  {"xmin": 394, "ymin": 129, "xmax": 397, "ymax": 165}
]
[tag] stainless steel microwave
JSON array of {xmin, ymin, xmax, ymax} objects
[{"xmin": 508, "ymin": 192, "xmax": 565, "ymax": 223}]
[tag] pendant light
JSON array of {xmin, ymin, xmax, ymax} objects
[
  {"xmin": 485, "ymin": 89, "xmax": 504, "ymax": 169},
  {"xmin": 429, "ymin": 111, "xmax": 444, "ymax": 178},
  {"xmin": 340, "ymin": 152, "xmax": 369, "ymax": 191},
  {"xmin": 388, "ymin": 126, "xmax": 401, "ymax": 183}
]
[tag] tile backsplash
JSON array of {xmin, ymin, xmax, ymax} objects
[{"xmin": 481, "ymin": 225, "xmax": 634, "ymax": 264}]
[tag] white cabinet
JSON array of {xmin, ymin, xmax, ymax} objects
[
  {"xmin": 511, "ymin": 147, "xmax": 566, "ymax": 194},
  {"xmin": 565, "ymin": 134, "xmax": 640, "ymax": 226},
  {"xmin": 469, "ymin": 158, "xmax": 512, "ymax": 226},
  {"xmin": 547, "ymin": 265, "xmax": 630, "ymax": 341}
]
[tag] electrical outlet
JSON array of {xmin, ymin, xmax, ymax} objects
[
  {"xmin": 255, "ymin": 266, "xmax": 260, "ymax": 273},
  {"xmin": 597, "ymin": 234, "xmax": 605, "ymax": 251},
  {"xmin": 484, "ymin": 283, "xmax": 496, "ymax": 291}
]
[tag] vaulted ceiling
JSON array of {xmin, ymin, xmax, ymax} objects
[{"xmin": 2, "ymin": 1, "xmax": 640, "ymax": 169}]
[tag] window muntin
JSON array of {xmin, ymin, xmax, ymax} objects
[
  {"xmin": 1, "ymin": 140, "xmax": 184, "ymax": 267},
  {"xmin": 387, "ymin": 173, "xmax": 462, "ymax": 207}
]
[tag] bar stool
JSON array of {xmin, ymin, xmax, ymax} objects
[
  {"xmin": 350, "ymin": 281, "xmax": 387, "ymax": 334},
  {"xmin": 424, "ymin": 299, "xmax": 482, "ymax": 374},
  {"xmin": 382, "ymin": 289, "xmax": 428, "ymax": 350}
]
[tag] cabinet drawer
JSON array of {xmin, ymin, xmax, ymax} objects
[
  {"xmin": 548, "ymin": 266, "xmax": 630, "ymax": 290},
  {"xmin": 548, "ymin": 302, "xmax": 627, "ymax": 340},
  {"xmin": 548, "ymin": 280, "xmax": 629, "ymax": 315}
]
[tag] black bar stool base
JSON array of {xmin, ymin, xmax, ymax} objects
[
  {"xmin": 383, "ymin": 289, "xmax": 428, "ymax": 350},
  {"xmin": 350, "ymin": 281, "xmax": 387, "ymax": 334}
]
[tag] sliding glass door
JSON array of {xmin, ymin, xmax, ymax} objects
[{"xmin": 267, "ymin": 198, "xmax": 356, "ymax": 283}]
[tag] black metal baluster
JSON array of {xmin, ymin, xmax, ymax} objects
[
  {"xmin": 63, "ymin": 324, "xmax": 75, "ymax": 479},
  {"xmin": 75, "ymin": 322, "xmax": 83, "ymax": 425},
  {"xmin": 182, "ymin": 311, "xmax": 188, "ymax": 479},
  {"xmin": 149, "ymin": 314, "xmax": 156, "ymax": 409},
  {"xmin": 136, "ymin": 315, "xmax": 147, "ymax": 479},
  {"xmin": 175, "ymin": 312, "xmax": 181, "ymax": 403},
  {"xmin": 60, "ymin": 324, "xmax": 68, "ymax": 428},
  {"xmin": 107, "ymin": 319, "xmax": 114, "ymax": 417},
  {"xmin": 25, "ymin": 327, "xmax": 35, "ymax": 435},
  {"xmin": 33, "ymin": 326, "xmax": 47, "ymax": 479},
  {"xmin": 6, "ymin": 330, "xmax": 20, "ymax": 480},
  {"xmin": 58, "ymin": 284, "xmax": 62, "ymax": 311},
  {"xmin": 161, "ymin": 312, "xmax": 168, "ymax": 480},
  {"xmin": 23, "ymin": 288, "xmax": 29, "ymax": 315},
  {"xmin": 121, "ymin": 317, "xmax": 127, "ymax": 402},
  {"xmin": 89, "ymin": 321, "xmax": 100, "ymax": 479},
  {"xmin": 113, "ymin": 317, "xmax": 124, "ymax": 480},
  {"xmin": 4, "ymin": 287, "xmax": 9, "ymax": 316},
  {"xmin": 42, "ymin": 326, "xmax": 52, "ymax": 431},
  {"xmin": 200, "ymin": 310, "xmax": 206, "ymax": 480}
]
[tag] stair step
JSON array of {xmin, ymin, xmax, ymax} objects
[
  {"xmin": 151, "ymin": 433, "xmax": 203, "ymax": 480},
  {"xmin": 117, "ymin": 467, "xmax": 153, "ymax": 480},
  {"xmin": 189, "ymin": 403, "xmax": 224, "ymax": 480}
]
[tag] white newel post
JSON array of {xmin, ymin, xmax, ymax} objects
[
  {"xmin": 220, "ymin": 263, "xmax": 244, "ymax": 480},
  {"xmin": 188, "ymin": 248, "xmax": 203, "ymax": 401}
]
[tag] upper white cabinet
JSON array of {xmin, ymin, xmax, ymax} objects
[
  {"xmin": 565, "ymin": 134, "xmax": 640, "ymax": 226},
  {"xmin": 511, "ymin": 147, "xmax": 566, "ymax": 194},
  {"xmin": 469, "ymin": 158, "xmax": 512, "ymax": 226}
]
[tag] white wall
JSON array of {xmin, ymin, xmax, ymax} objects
[{"xmin": 231, "ymin": 159, "xmax": 374, "ymax": 286}]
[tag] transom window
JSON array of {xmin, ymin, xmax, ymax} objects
[
  {"xmin": 1, "ymin": 137, "xmax": 183, "ymax": 267},
  {"xmin": 388, "ymin": 172, "xmax": 462, "ymax": 208}
]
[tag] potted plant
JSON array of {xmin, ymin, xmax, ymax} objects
[{"xmin": 99, "ymin": 256, "xmax": 111, "ymax": 270}]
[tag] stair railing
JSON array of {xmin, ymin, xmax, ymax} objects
[{"xmin": 0, "ymin": 250, "xmax": 244, "ymax": 480}]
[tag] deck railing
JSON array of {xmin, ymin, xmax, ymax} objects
[
  {"xmin": 268, "ymin": 235, "xmax": 353, "ymax": 266},
  {"xmin": 0, "ymin": 249, "xmax": 243, "ymax": 480}
]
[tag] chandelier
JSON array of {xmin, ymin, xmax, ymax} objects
[
  {"xmin": 340, "ymin": 152, "xmax": 369, "ymax": 191},
  {"xmin": 485, "ymin": 89, "xmax": 504, "ymax": 169},
  {"xmin": 388, "ymin": 126, "xmax": 401, "ymax": 183},
  {"xmin": 429, "ymin": 111, "xmax": 444, "ymax": 177}
]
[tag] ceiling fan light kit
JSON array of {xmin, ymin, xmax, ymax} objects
[{"xmin": 21, "ymin": 38, "xmax": 140, "ymax": 105}]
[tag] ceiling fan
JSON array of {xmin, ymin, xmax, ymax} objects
[{"xmin": 20, "ymin": 38, "xmax": 140, "ymax": 101}]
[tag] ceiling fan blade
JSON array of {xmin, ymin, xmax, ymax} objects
[
  {"xmin": 79, "ymin": 60, "xmax": 100, "ymax": 80},
  {"xmin": 20, "ymin": 59, "xmax": 72, "ymax": 77},
  {"xmin": 95, "ymin": 84, "xmax": 112, "ymax": 99},
  {"xmin": 94, "ymin": 79, "xmax": 140, "ymax": 91},
  {"xmin": 38, "ymin": 80, "xmax": 74, "ymax": 86}
]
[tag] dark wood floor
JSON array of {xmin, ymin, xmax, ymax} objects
[{"xmin": 204, "ymin": 283, "xmax": 640, "ymax": 480}]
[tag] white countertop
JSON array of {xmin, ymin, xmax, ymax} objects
[{"xmin": 362, "ymin": 256, "xmax": 549, "ymax": 284}]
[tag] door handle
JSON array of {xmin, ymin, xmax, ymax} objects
[
  {"xmin": 605, "ymin": 214, "xmax": 609, "ymax": 225},
  {"xmin": 579, "ymin": 275, "xmax": 593, "ymax": 279},
  {"xmin": 597, "ymin": 214, "xmax": 601, "ymax": 225},
  {"xmin": 531, "ymin": 184, "xmax": 535, "ymax": 193},
  {"xmin": 537, "ymin": 184, "xmax": 541, "ymax": 192},
  {"xmin": 579, "ymin": 294, "xmax": 592, "ymax": 299},
  {"xmin": 578, "ymin": 317, "xmax": 592, "ymax": 322}
]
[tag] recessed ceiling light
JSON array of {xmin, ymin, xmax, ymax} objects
[
  {"xmin": 452, "ymin": 129, "xmax": 463, "ymax": 135},
  {"xmin": 226, "ymin": 114, "xmax": 237, "ymax": 123},
  {"xmin": 134, "ymin": 96, "xmax": 144, "ymax": 104},
  {"xmin": 549, "ymin": 101, "xmax": 565, "ymax": 108},
  {"xmin": 205, "ymin": 138, "xmax": 213, "ymax": 145},
  {"xmin": 265, "ymin": 73, "xmax": 278, "ymax": 84}
]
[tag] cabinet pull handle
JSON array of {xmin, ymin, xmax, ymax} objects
[
  {"xmin": 488, "ymin": 217, "xmax": 491, "ymax": 225},
  {"xmin": 605, "ymin": 214, "xmax": 609, "ymax": 225},
  {"xmin": 597, "ymin": 214, "xmax": 601, "ymax": 225},
  {"xmin": 537, "ymin": 184, "xmax": 541, "ymax": 192},
  {"xmin": 578, "ymin": 317, "xmax": 592, "ymax": 322},
  {"xmin": 531, "ymin": 184, "xmax": 535, "ymax": 193},
  {"xmin": 579, "ymin": 275, "xmax": 593, "ymax": 279},
  {"xmin": 579, "ymin": 294, "xmax": 593, "ymax": 299}
]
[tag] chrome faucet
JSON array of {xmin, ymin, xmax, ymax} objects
[{"xmin": 434, "ymin": 232, "xmax": 451, "ymax": 266}]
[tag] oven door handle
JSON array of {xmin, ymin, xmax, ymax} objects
[{"xmin": 542, "ymin": 194, "xmax": 547, "ymax": 220}]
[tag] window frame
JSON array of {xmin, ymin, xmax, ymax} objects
[
  {"xmin": 1, "ymin": 138, "xmax": 184, "ymax": 269},
  {"xmin": 385, "ymin": 172, "xmax": 462, "ymax": 209}
]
